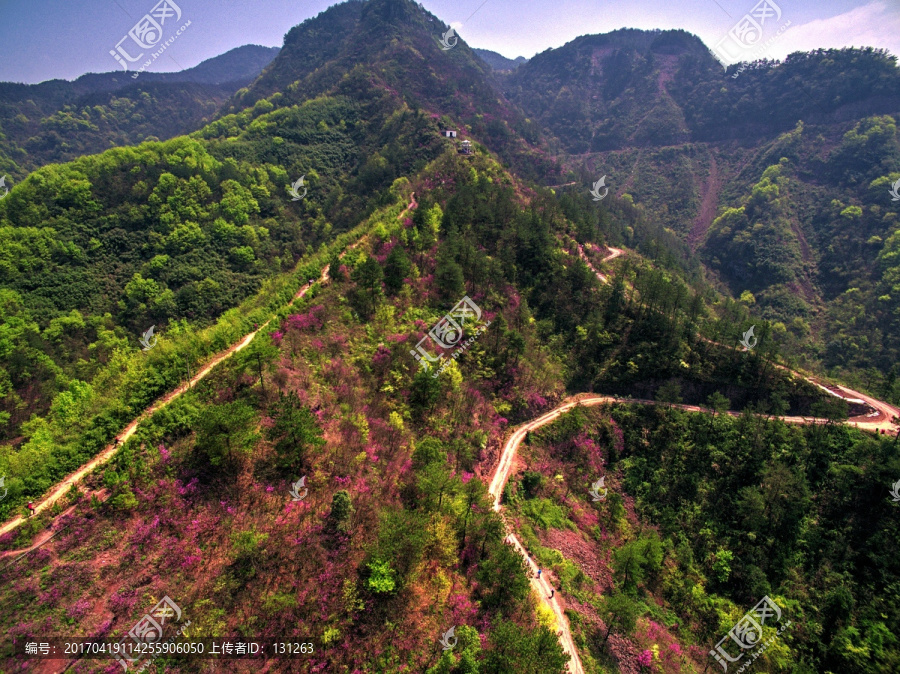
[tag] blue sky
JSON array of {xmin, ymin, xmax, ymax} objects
[{"xmin": 0, "ymin": 0, "xmax": 897, "ymax": 83}]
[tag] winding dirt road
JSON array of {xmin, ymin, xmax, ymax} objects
[
  {"xmin": 487, "ymin": 387, "xmax": 899, "ymax": 674},
  {"xmin": 0, "ymin": 193, "xmax": 453, "ymax": 543},
  {"xmin": 489, "ymin": 243, "xmax": 898, "ymax": 673},
  {"xmin": 576, "ymin": 244, "xmax": 623, "ymax": 284},
  {"xmin": 2, "ymin": 218, "xmax": 895, "ymax": 673},
  {"xmin": 0, "ymin": 195, "xmax": 419, "ymax": 543},
  {"xmin": 488, "ymin": 400, "xmax": 589, "ymax": 673},
  {"xmin": 577, "ymin": 244, "xmax": 900, "ymax": 432},
  {"xmin": 0, "ymin": 266, "xmax": 329, "ymax": 539}
]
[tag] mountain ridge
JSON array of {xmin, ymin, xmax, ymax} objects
[
  {"xmin": 0, "ymin": 45, "xmax": 281, "ymax": 175},
  {"xmin": 1, "ymin": 4, "xmax": 900, "ymax": 673},
  {"xmin": 473, "ymin": 48, "xmax": 527, "ymax": 71}
]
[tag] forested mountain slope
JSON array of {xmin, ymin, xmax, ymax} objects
[
  {"xmin": 0, "ymin": 2, "xmax": 899, "ymax": 673},
  {"xmin": 226, "ymin": 0, "xmax": 558, "ymax": 183},
  {"xmin": 498, "ymin": 30, "xmax": 900, "ymax": 395},
  {"xmin": 1, "ymin": 144, "xmax": 864, "ymax": 674},
  {"xmin": 502, "ymin": 31, "xmax": 900, "ymax": 152},
  {"xmin": 0, "ymin": 45, "xmax": 279, "ymax": 175},
  {"xmin": 0, "ymin": 0, "xmax": 576, "ymax": 448}
]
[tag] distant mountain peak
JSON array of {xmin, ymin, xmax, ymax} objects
[{"xmin": 473, "ymin": 48, "xmax": 528, "ymax": 72}]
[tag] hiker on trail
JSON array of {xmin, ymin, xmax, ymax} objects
[
  {"xmin": 537, "ymin": 568, "xmax": 542, "ymax": 579},
  {"xmin": 254, "ymin": 323, "xmax": 258, "ymax": 330},
  {"xmin": 114, "ymin": 437, "xmax": 120, "ymax": 447},
  {"xmin": 26, "ymin": 502, "xmax": 35, "ymax": 517}
]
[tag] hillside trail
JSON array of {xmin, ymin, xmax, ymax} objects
[
  {"xmin": 575, "ymin": 244, "xmax": 900, "ymax": 432},
  {"xmin": 488, "ymin": 389, "xmax": 896, "ymax": 674},
  {"xmin": 489, "ymin": 400, "xmax": 589, "ymax": 674},
  {"xmin": 399, "ymin": 191, "xmax": 417, "ymax": 218},
  {"xmin": 0, "ymin": 193, "xmax": 419, "ymax": 540},
  {"xmin": 489, "ymin": 244, "xmax": 898, "ymax": 673},
  {"xmin": 0, "ymin": 267, "xmax": 325, "ymax": 538},
  {"xmin": 575, "ymin": 244, "xmax": 623, "ymax": 283},
  {"xmin": 0, "ymin": 503, "xmax": 78, "ymax": 562},
  {"xmin": 1, "ymin": 199, "xmax": 893, "ymax": 672}
]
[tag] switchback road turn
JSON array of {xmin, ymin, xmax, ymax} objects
[{"xmin": 490, "ymin": 243, "xmax": 898, "ymax": 673}]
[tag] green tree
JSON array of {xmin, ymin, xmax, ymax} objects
[
  {"xmin": 476, "ymin": 540, "xmax": 530, "ymax": 612},
  {"xmin": 483, "ymin": 619, "xmax": 568, "ymax": 673},
  {"xmin": 712, "ymin": 548, "xmax": 734, "ymax": 583},
  {"xmin": 412, "ymin": 437, "xmax": 445, "ymax": 469},
  {"xmin": 366, "ymin": 558, "xmax": 396, "ymax": 594},
  {"xmin": 707, "ymin": 391, "xmax": 731, "ymax": 414},
  {"xmin": 194, "ymin": 400, "xmax": 258, "ymax": 468},
  {"xmin": 328, "ymin": 253, "xmax": 345, "ymax": 282},
  {"xmin": 435, "ymin": 256, "xmax": 465, "ymax": 303},
  {"xmin": 413, "ymin": 202, "xmax": 443, "ymax": 251},
  {"xmin": 218, "ymin": 179, "xmax": 260, "ymax": 226},
  {"xmin": 598, "ymin": 591, "xmax": 640, "ymax": 649},
  {"xmin": 655, "ymin": 379, "xmax": 683, "ymax": 405},
  {"xmin": 327, "ymin": 490, "xmax": 354, "ymax": 533},
  {"xmin": 417, "ymin": 462, "xmax": 459, "ymax": 512},
  {"xmin": 613, "ymin": 539, "xmax": 649, "ymax": 593},
  {"xmin": 350, "ymin": 256, "xmax": 384, "ymax": 317},
  {"xmin": 522, "ymin": 471, "xmax": 542, "ymax": 498},
  {"xmin": 410, "ymin": 367, "xmax": 442, "ymax": 419},
  {"xmin": 266, "ymin": 391, "xmax": 324, "ymax": 471},
  {"xmin": 384, "ymin": 245, "xmax": 412, "ymax": 295}
]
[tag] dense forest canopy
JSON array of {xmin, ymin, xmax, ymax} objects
[{"xmin": 0, "ymin": 0, "xmax": 898, "ymax": 672}]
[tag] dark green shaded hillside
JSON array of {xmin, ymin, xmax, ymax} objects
[
  {"xmin": 519, "ymin": 404, "xmax": 900, "ymax": 674},
  {"xmin": 498, "ymin": 29, "xmax": 900, "ymax": 393},
  {"xmin": 0, "ymin": 45, "xmax": 280, "ymax": 175},
  {"xmin": 503, "ymin": 29, "xmax": 705, "ymax": 153},
  {"xmin": 226, "ymin": 0, "xmax": 559, "ymax": 183},
  {"xmin": 505, "ymin": 34, "xmax": 900, "ymax": 152},
  {"xmin": 611, "ymin": 404, "xmax": 900, "ymax": 674}
]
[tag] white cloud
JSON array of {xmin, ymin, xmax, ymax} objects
[{"xmin": 765, "ymin": 1, "xmax": 900, "ymax": 61}]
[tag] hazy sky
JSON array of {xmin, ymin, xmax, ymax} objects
[{"xmin": 0, "ymin": 0, "xmax": 897, "ymax": 83}]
